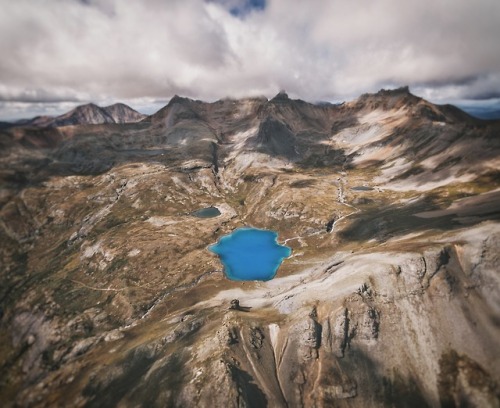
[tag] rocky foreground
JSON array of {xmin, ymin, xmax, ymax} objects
[{"xmin": 1, "ymin": 88, "xmax": 499, "ymax": 407}]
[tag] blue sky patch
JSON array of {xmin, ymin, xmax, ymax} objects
[{"xmin": 209, "ymin": 0, "xmax": 266, "ymax": 17}]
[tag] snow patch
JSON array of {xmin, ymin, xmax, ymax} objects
[
  {"xmin": 269, "ymin": 323, "xmax": 280, "ymax": 352},
  {"xmin": 128, "ymin": 248, "xmax": 141, "ymax": 257}
]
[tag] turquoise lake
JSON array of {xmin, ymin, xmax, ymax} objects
[{"xmin": 209, "ymin": 227, "xmax": 291, "ymax": 281}]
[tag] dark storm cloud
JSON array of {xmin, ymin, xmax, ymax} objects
[
  {"xmin": 0, "ymin": 88, "xmax": 83, "ymax": 103},
  {"xmin": 0, "ymin": 0, "xmax": 499, "ymax": 119},
  {"xmin": 465, "ymin": 90, "xmax": 500, "ymax": 100}
]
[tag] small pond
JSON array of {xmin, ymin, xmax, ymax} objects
[
  {"xmin": 351, "ymin": 186, "xmax": 374, "ymax": 191},
  {"xmin": 208, "ymin": 227, "xmax": 291, "ymax": 281},
  {"xmin": 192, "ymin": 207, "xmax": 221, "ymax": 218}
]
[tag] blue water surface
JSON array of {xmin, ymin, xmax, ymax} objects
[{"xmin": 209, "ymin": 227, "xmax": 291, "ymax": 281}]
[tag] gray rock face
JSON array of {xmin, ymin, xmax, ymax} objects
[
  {"xmin": 102, "ymin": 103, "xmax": 147, "ymax": 124},
  {"xmin": 0, "ymin": 89, "xmax": 499, "ymax": 407},
  {"xmin": 51, "ymin": 103, "xmax": 116, "ymax": 126},
  {"xmin": 251, "ymin": 116, "xmax": 299, "ymax": 160}
]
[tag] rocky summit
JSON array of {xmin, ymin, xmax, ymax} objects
[
  {"xmin": 1, "ymin": 88, "xmax": 500, "ymax": 407},
  {"xmin": 11, "ymin": 103, "xmax": 146, "ymax": 128}
]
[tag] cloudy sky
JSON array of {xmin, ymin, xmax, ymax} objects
[{"xmin": 1, "ymin": 0, "xmax": 499, "ymax": 120}]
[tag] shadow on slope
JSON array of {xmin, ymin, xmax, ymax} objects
[
  {"xmin": 338, "ymin": 192, "xmax": 500, "ymax": 244},
  {"xmin": 0, "ymin": 120, "xmax": 218, "ymax": 191},
  {"xmin": 83, "ymin": 348, "xmax": 186, "ymax": 408},
  {"xmin": 331, "ymin": 347, "xmax": 431, "ymax": 408}
]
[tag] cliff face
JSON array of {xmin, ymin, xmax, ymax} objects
[{"xmin": 0, "ymin": 89, "xmax": 499, "ymax": 407}]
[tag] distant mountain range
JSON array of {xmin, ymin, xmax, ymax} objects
[
  {"xmin": 2, "ymin": 97, "xmax": 499, "ymax": 131},
  {"xmin": 7, "ymin": 102, "xmax": 146, "ymax": 128},
  {"xmin": 456, "ymin": 106, "xmax": 500, "ymax": 120}
]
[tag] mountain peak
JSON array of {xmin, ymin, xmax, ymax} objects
[
  {"xmin": 353, "ymin": 85, "xmax": 421, "ymax": 112},
  {"xmin": 168, "ymin": 95, "xmax": 192, "ymax": 106},
  {"xmin": 102, "ymin": 103, "xmax": 146, "ymax": 123},
  {"xmin": 377, "ymin": 85, "xmax": 411, "ymax": 96},
  {"xmin": 359, "ymin": 86, "xmax": 413, "ymax": 100},
  {"xmin": 75, "ymin": 102, "xmax": 101, "ymax": 111},
  {"xmin": 271, "ymin": 90, "xmax": 290, "ymax": 102},
  {"xmin": 104, "ymin": 102, "xmax": 127, "ymax": 109}
]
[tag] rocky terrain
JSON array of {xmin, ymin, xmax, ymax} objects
[{"xmin": 0, "ymin": 87, "xmax": 499, "ymax": 407}]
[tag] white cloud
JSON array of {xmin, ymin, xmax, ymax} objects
[{"xmin": 0, "ymin": 0, "xmax": 499, "ymax": 119}]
